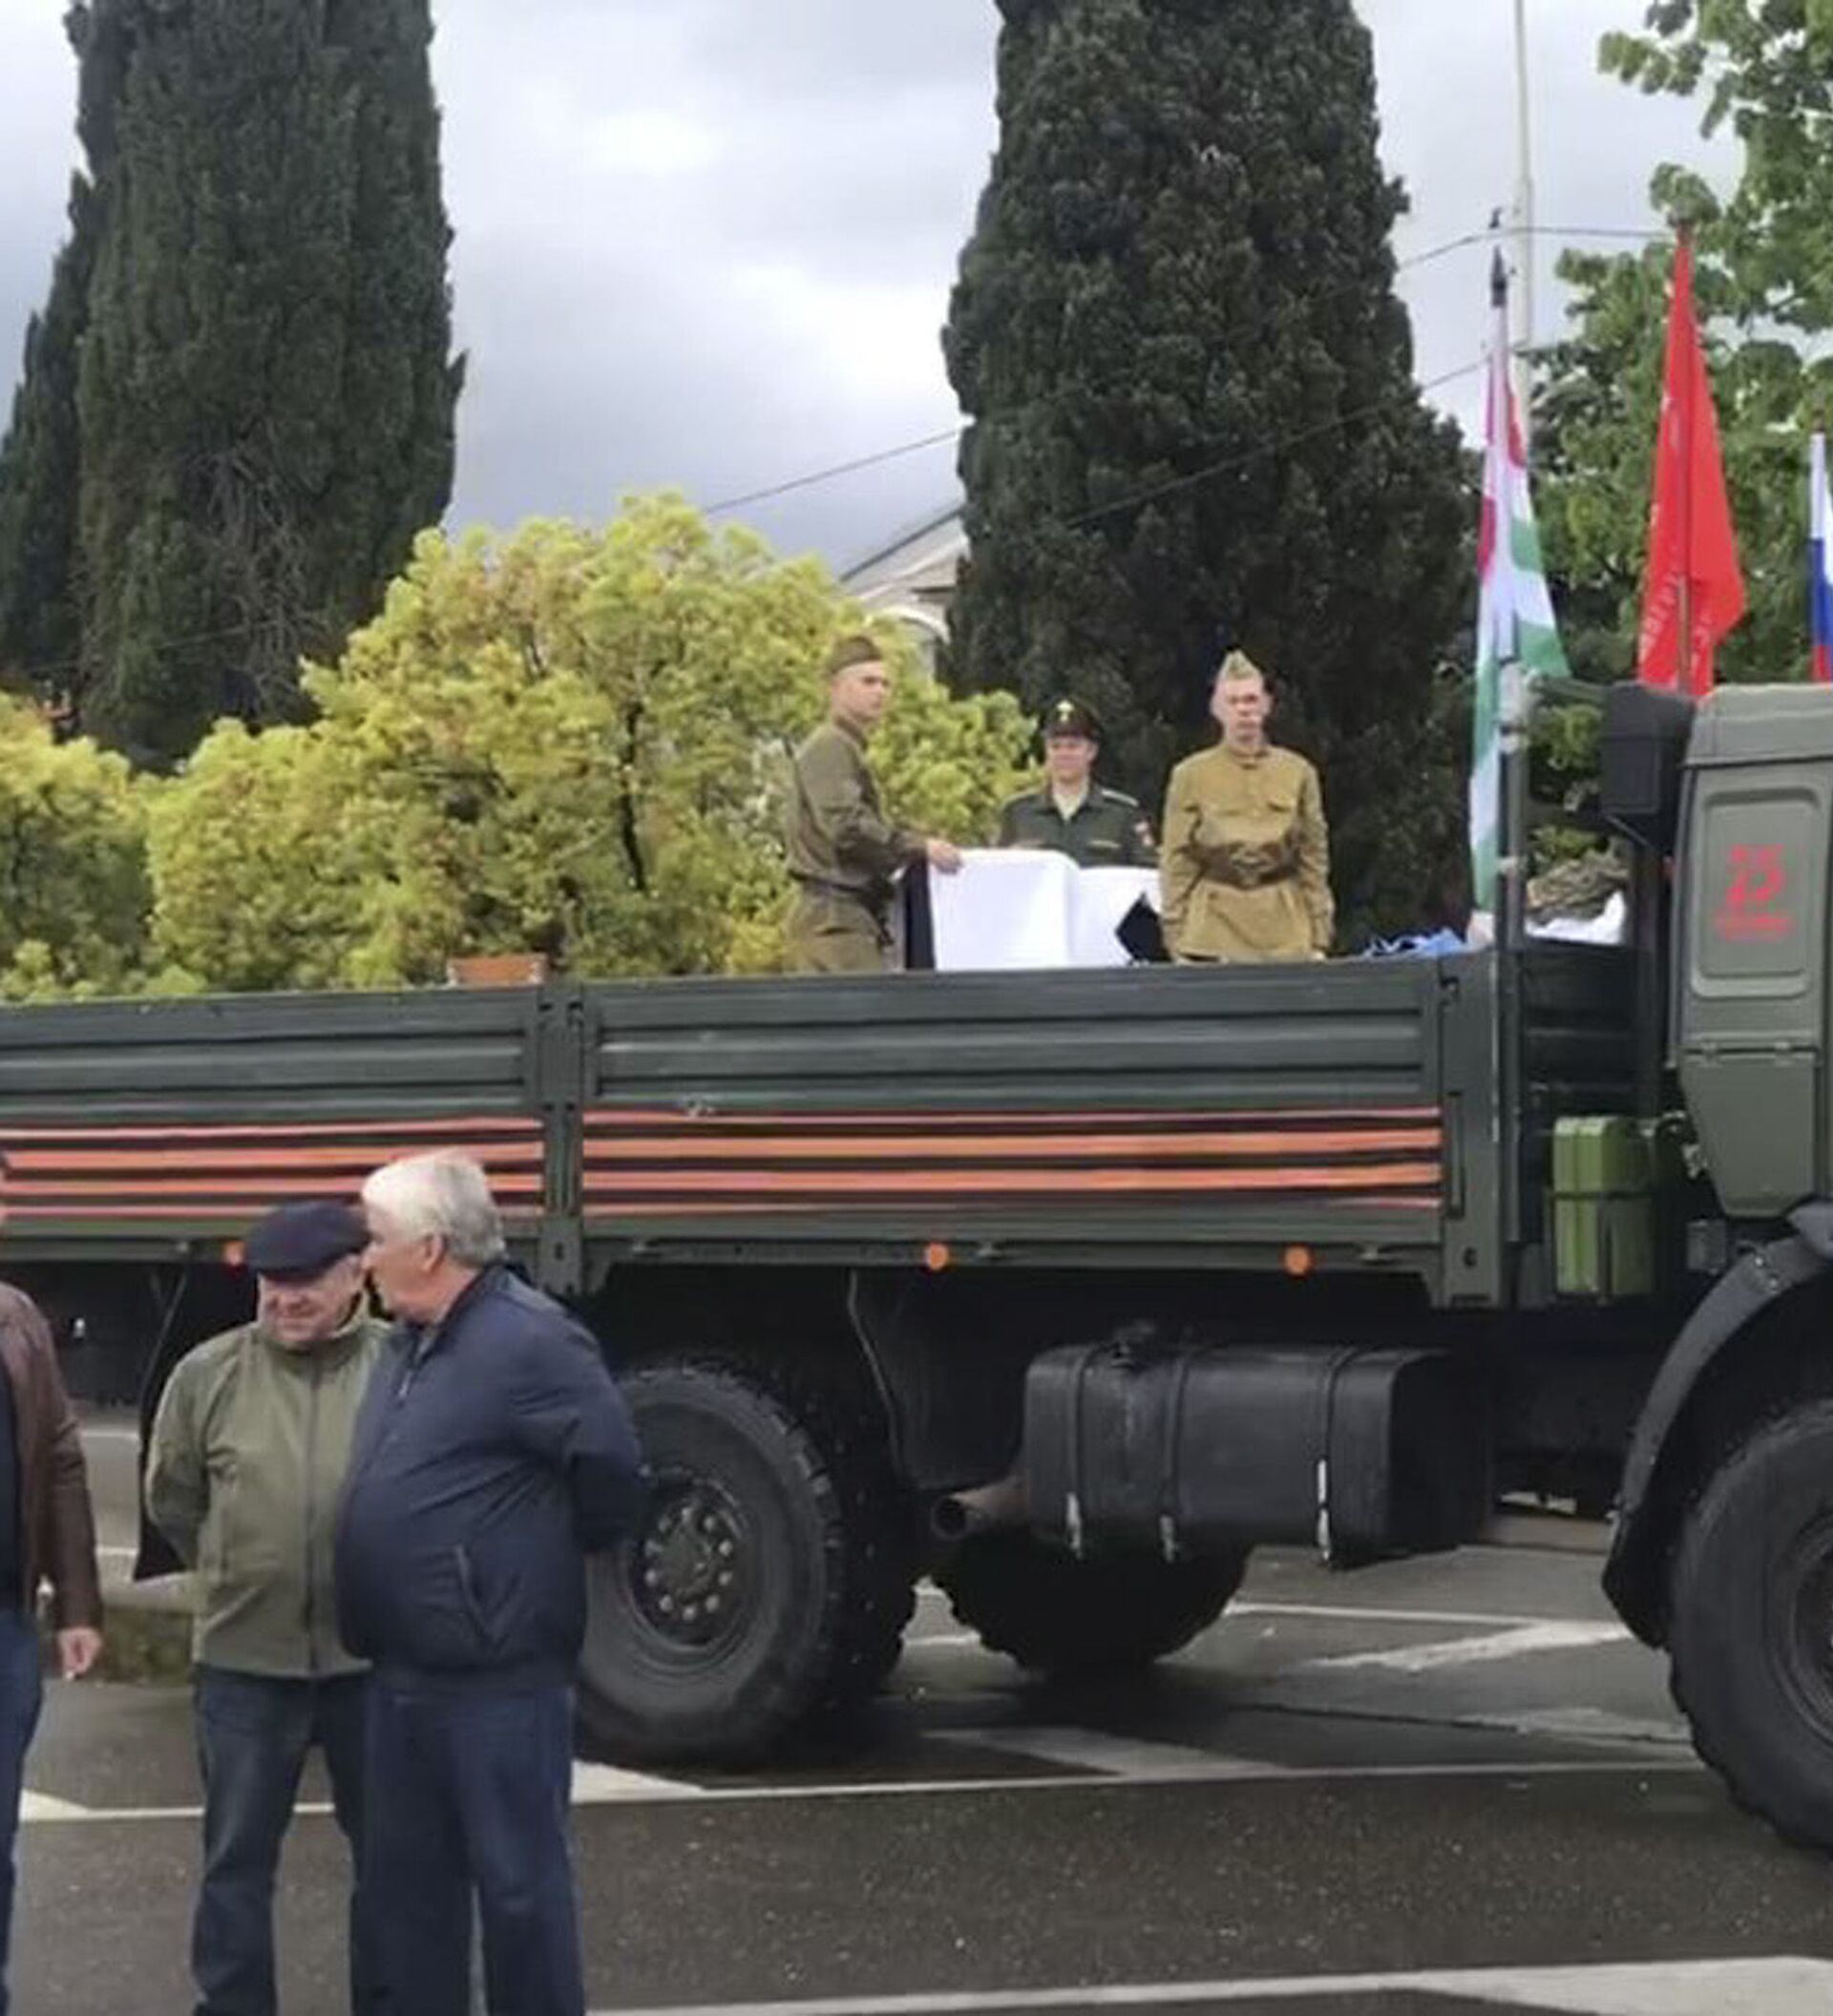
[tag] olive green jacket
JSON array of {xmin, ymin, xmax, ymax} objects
[
  {"xmin": 786, "ymin": 719, "xmax": 921, "ymax": 900},
  {"xmin": 998, "ymin": 783, "xmax": 1157, "ymax": 868},
  {"xmin": 145, "ymin": 1313, "xmax": 388, "ymax": 1678}
]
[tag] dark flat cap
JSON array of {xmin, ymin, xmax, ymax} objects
[
  {"xmin": 243, "ymin": 1201, "xmax": 369, "ymax": 1281},
  {"xmin": 1043, "ymin": 697, "xmax": 1102, "ymax": 742}
]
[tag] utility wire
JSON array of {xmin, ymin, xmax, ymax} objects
[
  {"xmin": 1060, "ymin": 354, "xmax": 1489, "ymax": 532},
  {"xmin": 5, "ymin": 220, "xmax": 1660, "ymax": 693},
  {"xmin": 699, "ymin": 222, "xmax": 1665, "ymax": 522},
  {"xmin": 703, "ymin": 429, "xmax": 960, "ymax": 516}
]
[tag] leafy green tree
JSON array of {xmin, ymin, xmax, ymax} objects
[
  {"xmin": 150, "ymin": 499, "xmax": 1033, "ymax": 990},
  {"xmin": 943, "ymin": 0, "xmax": 1472, "ymax": 941},
  {"xmin": 0, "ymin": 0, "xmax": 461, "ymax": 766},
  {"xmin": 0, "ymin": 696, "xmax": 151, "ymax": 999},
  {"xmin": 1536, "ymin": 2, "xmax": 1833, "ymax": 686}
]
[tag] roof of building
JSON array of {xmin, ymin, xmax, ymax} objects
[{"xmin": 841, "ymin": 501, "xmax": 966, "ymax": 598}]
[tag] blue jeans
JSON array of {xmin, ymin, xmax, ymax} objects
[
  {"xmin": 365, "ymin": 1676, "xmax": 583, "ymax": 2016},
  {"xmin": 0, "ymin": 1608, "xmax": 42, "ymax": 2016},
  {"xmin": 193, "ymin": 1668, "xmax": 378, "ymax": 2016}
]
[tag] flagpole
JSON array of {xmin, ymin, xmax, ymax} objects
[
  {"xmin": 1677, "ymin": 229, "xmax": 1695, "ymax": 693},
  {"xmin": 1513, "ymin": 0, "xmax": 1536, "ymax": 448}
]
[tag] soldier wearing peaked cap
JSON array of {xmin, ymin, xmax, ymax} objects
[
  {"xmin": 1160, "ymin": 650, "xmax": 1334, "ymax": 964},
  {"xmin": 998, "ymin": 697, "xmax": 1156, "ymax": 869}
]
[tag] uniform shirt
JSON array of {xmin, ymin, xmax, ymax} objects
[
  {"xmin": 786, "ymin": 719, "xmax": 920, "ymax": 899},
  {"xmin": 997, "ymin": 782, "xmax": 1156, "ymax": 868},
  {"xmin": 1159, "ymin": 742, "xmax": 1333, "ymax": 962}
]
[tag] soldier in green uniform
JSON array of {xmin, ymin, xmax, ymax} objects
[
  {"xmin": 1160, "ymin": 651, "xmax": 1334, "ymax": 963},
  {"xmin": 785, "ymin": 636, "xmax": 962, "ymax": 975},
  {"xmin": 997, "ymin": 699, "xmax": 1156, "ymax": 868}
]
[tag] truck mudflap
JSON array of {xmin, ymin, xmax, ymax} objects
[
  {"xmin": 1022, "ymin": 1344, "xmax": 1489, "ymax": 1565},
  {"xmin": 1604, "ymin": 1208, "xmax": 1833, "ymax": 1644}
]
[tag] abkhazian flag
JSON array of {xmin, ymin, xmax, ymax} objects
[
  {"xmin": 1471, "ymin": 254, "xmax": 1568, "ymax": 929},
  {"xmin": 1812, "ymin": 433, "xmax": 1833, "ymax": 684}
]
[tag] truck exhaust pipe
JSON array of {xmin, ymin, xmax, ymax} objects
[{"xmin": 930, "ymin": 1474, "xmax": 1027, "ymax": 1542}]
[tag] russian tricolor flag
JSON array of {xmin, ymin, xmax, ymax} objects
[{"xmin": 1814, "ymin": 433, "xmax": 1833, "ymax": 683}]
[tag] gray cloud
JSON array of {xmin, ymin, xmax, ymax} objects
[{"xmin": 0, "ymin": 0, "xmax": 1724, "ymax": 578}]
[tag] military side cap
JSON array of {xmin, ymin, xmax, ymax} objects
[
  {"xmin": 243, "ymin": 1201, "xmax": 369, "ymax": 1281},
  {"xmin": 1043, "ymin": 697, "xmax": 1102, "ymax": 741}
]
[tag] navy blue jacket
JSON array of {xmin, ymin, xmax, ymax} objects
[{"xmin": 334, "ymin": 1268, "xmax": 644, "ymax": 1685}]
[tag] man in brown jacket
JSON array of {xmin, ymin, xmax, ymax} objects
[
  {"xmin": 784, "ymin": 636, "xmax": 962, "ymax": 974},
  {"xmin": 0, "ymin": 1148, "xmax": 103, "ymax": 2013}
]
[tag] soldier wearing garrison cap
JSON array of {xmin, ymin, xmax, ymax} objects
[
  {"xmin": 1160, "ymin": 650, "xmax": 1334, "ymax": 964},
  {"xmin": 146, "ymin": 1199, "xmax": 389, "ymax": 2016},
  {"xmin": 998, "ymin": 697, "xmax": 1156, "ymax": 869},
  {"xmin": 784, "ymin": 635, "xmax": 962, "ymax": 975}
]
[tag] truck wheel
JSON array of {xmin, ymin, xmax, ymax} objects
[
  {"xmin": 938, "ymin": 1532, "xmax": 1244, "ymax": 1671},
  {"xmin": 1669, "ymin": 1398, "xmax": 1833, "ymax": 1849},
  {"xmin": 577, "ymin": 1361, "xmax": 916, "ymax": 1765}
]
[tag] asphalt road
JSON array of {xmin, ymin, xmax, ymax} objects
[{"xmin": 21, "ymin": 1419, "xmax": 1830, "ymax": 2015}]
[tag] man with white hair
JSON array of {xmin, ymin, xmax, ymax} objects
[{"xmin": 335, "ymin": 1154, "xmax": 643, "ymax": 2016}]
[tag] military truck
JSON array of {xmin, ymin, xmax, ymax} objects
[{"xmin": 8, "ymin": 678, "xmax": 1833, "ymax": 1844}]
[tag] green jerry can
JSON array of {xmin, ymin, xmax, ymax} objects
[{"xmin": 1551, "ymin": 1116, "xmax": 1655, "ymax": 1300}]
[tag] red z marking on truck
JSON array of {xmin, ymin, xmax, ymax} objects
[{"xmin": 1716, "ymin": 843, "xmax": 1793, "ymax": 941}]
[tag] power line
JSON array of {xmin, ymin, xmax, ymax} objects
[
  {"xmin": 695, "ymin": 223, "xmax": 1661, "ymax": 523},
  {"xmin": 704, "ymin": 430, "xmax": 959, "ymax": 516},
  {"xmin": 3, "ymin": 220, "xmax": 1657, "ymax": 694},
  {"xmin": 1060, "ymin": 355, "xmax": 1489, "ymax": 533}
]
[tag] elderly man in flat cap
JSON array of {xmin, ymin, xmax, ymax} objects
[
  {"xmin": 147, "ymin": 1201, "xmax": 390, "ymax": 2016},
  {"xmin": 1160, "ymin": 650, "xmax": 1334, "ymax": 964}
]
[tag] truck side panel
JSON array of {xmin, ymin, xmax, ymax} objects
[
  {"xmin": 0, "ymin": 989, "xmax": 557, "ymax": 1265},
  {"xmin": 582, "ymin": 960, "xmax": 1458, "ymax": 1286}
]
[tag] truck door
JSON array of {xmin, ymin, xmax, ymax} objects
[{"xmin": 1679, "ymin": 726, "xmax": 1832, "ymax": 1217}]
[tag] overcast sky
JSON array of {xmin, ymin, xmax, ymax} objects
[{"xmin": 0, "ymin": 1, "xmax": 1718, "ymax": 578}]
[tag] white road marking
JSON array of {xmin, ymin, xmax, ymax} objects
[
  {"xmin": 19, "ymin": 1792, "xmax": 91, "ymax": 1821},
  {"xmin": 77, "ymin": 1427, "xmax": 139, "ymax": 1444},
  {"xmin": 18, "ymin": 1752, "xmax": 1698, "ymax": 1824},
  {"xmin": 572, "ymin": 1762, "xmax": 704, "ymax": 1804},
  {"xmin": 935, "ymin": 1727, "xmax": 1262, "ymax": 1779},
  {"xmin": 587, "ymin": 1956, "xmax": 1833, "ymax": 2016},
  {"xmin": 908, "ymin": 1603, "xmax": 1628, "ymax": 1656},
  {"xmin": 1232, "ymin": 1600, "xmax": 1609, "ymax": 1631},
  {"xmin": 1460, "ymin": 1707, "xmax": 1689, "ymax": 1750},
  {"xmin": 1298, "ymin": 1621, "xmax": 1630, "ymax": 1674}
]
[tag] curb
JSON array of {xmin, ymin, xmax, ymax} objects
[{"xmin": 95, "ymin": 1574, "xmax": 193, "ymax": 1684}]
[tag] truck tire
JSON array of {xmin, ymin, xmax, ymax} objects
[
  {"xmin": 577, "ymin": 1360, "xmax": 916, "ymax": 1765},
  {"xmin": 938, "ymin": 1532, "xmax": 1245, "ymax": 1671},
  {"xmin": 1669, "ymin": 1398, "xmax": 1833, "ymax": 1850}
]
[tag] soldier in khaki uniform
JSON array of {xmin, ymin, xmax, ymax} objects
[
  {"xmin": 998, "ymin": 699, "xmax": 1156, "ymax": 867},
  {"xmin": 1160, "ymin": 651, "xmax": 1334, "ymax": 963},
  {"xmin": 785, "ymin": 636, "xmax": 961, "ymax": 974}
]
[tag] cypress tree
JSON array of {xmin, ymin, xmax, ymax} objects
[
  {"xmin": 0, "ymin": 0, "xmax": 128, "ymax": 701},
  {"xmin": 0, "ymin": 191, "xmax": 96, "ymax": 702},
  {"xmin": 0, "ymin": 0, "xmax": 461, "ymax": 767},
  {"xmin": 944, "ymin": 0, "xmax": 1473, "ymax": 942}
]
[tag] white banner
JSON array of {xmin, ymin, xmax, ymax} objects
[{"xmin": 927, "ymin": 851, "xmax": 1159, "ymax": 972}]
